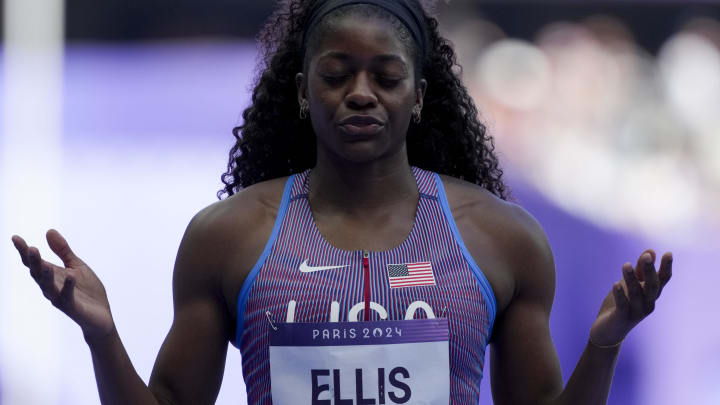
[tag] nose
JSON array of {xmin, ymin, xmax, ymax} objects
[{"xmin": 345, "ymin": 72, "xmax": 378, "ymax": 110}]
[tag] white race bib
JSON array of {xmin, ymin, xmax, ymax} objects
[{"xmin": 269, "ymin": 318, "xmax": 450, "ymax": 405}]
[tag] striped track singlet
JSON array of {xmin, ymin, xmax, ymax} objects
[{"xmin": 233, "ymin": 167, "xmax": 497, "ymax": 404}]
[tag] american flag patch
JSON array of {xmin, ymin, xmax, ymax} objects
[{"xmin": 387, "ymin": 262, "xmax": 435, "ymax": 289}]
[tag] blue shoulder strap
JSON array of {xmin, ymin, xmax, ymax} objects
[
  {"xmin": 233, "ymin": 175, "xmax": 295, "ymax": 347},
  {"xmin": 433, "ymin": 173, "xmax": 498, "ymax": 331}
]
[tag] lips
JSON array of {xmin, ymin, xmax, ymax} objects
[{"xmin": 338, "ymin": 115, "xmax": 385, "ymax": 137}]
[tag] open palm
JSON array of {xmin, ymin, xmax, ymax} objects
[
  {"xmin": 590, "ymin": 250, "xmax": 673, "ymax": 347},
  {"xmin": 12, "ymin": 229, "xmax": 115, "ymax": 340}
]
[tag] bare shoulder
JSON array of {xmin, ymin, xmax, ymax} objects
[
  {"xmin": 147, "ymin": 178, "xmax": 290, "ymax": 400},
  {"xmin": 439, "ymin": 175, "xmax": 555, "ymax": 311},
  {"xmin": 438, "ymin": 175, "xmax": 548, "ymax": 255},
  {"xmin": 185, "ymin": 177, "xmax": 289, "ymax": 251},
  {"xmin": 174, "ymin": 177, "xmax": 290, "ymax": 313}
]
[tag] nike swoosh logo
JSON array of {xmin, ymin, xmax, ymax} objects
[{"xmin": 299, "ymin": 259, "xmax": 348, "ymax": 273}]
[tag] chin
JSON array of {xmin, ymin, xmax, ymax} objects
[
  {"xmin": 330, "ymin": 140, "xmax": 408, "ymax": 166},
  {"xmin": 336, "ymin": 143, "xmax": 387, "ymax": 163},
  {"xmin": 316, "ymin": 129, "xmax": 406, "ymax": 164}
]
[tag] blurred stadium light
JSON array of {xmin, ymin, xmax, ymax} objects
[
  {"xmin": 2, "ymin": 0, "xmax": 65, "ymax": 404},
  {"xmin": 450, "ymin": 11, "xmax": 720, "ymax": 242}
]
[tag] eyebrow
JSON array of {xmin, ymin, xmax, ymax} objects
[{"xmin": 318, "ymin": 52, "xmax": 408, "ymax": 67}]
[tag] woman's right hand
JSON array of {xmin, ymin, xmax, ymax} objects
[{"xmin": 12, "ymin": 229, "xmax": 116, "ymax": 341}]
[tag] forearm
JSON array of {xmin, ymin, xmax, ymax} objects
[
  {"xmin": 551, "ymin": 340, "xmax": 621, "ymax": 405},
  {"xmin": 85, "ymin": 329, "xmax": 163, "ymax": 405}
]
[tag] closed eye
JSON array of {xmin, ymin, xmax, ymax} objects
[
  {"xmin": 322, "ymin": 75, "xmax": 350, "ymax": 86},
  {"xmin": 321, "ymin": 74, "xmax": 403, "ymax": 88},
  {"xmin": 377, "ymin": 77, "xmax": 402, "ymax": 88}
]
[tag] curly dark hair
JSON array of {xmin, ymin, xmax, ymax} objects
[{"xmin": 218, "ymin": 0, "xmax": 508, "ymax": 200}]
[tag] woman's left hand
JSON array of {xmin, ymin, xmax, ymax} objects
[{"xmin": 589, "ymin": 250, "xmax": 673, "ymax": 347}]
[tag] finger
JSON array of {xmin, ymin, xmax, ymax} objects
[
  {"xmin": 622, "ymin": 262, "xmax": 644, "ymax": 315},
  {"xmin": 38, "ymin": 261, "xmax": 61, "ymax": 303},
  {"xmin": 640, "ymin": 253, "xmax": 660, "ymax": 312},
  {"xmin": 644, "ymin": 249, "xmax": 656, "ymax": 263},
  {"xmin": 11, "ymin": 235, "xmax": 30, "ymax": 266},
  {"xmin": 46, "ymin": 229, "xmax": 84, "ymax": 268},
  {"xmin": 57, "ymin": 274, "xmax": 76, "ymax": 308},
  {"xmin": 634, "ymin": 251, "xmax": 654, "ymax": 282},
  {"xmin": 27, "ymin": 247, "xmax": 63, "ymax": 300},
  {"xmin": 657, "ymin": 252, "xmax": 673, "ymax": 298},
  {"xmin": 27, "ymin": 246, "xmax": 44, "ymax": 280},
  {"xmin": 612, "ymin": 282, "xmax": 629, "ymax": 315}
]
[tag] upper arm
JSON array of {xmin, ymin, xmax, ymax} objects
[
  {"xmin": 489, "ymin": 206, "xmax": 563, "ymax": 405},
  {"xmin": 147, "ymin": 206, "xmax": 233, "ymax": 405}
]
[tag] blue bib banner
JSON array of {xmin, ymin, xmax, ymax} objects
[{"xmin": 269, "ymin": 318, "xmax": 450, "ymax": 404}]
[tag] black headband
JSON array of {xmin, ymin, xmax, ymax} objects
[{"xmin": 302, "ymin": 0, "xmax": 428, "ymax": 58}]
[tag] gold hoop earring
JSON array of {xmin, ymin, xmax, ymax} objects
[
  {"xmin": 299, "ymin": 100, "xmax": 309, "ymax": 120},
  {"xmin": 412, "ymin": 106, "xmax": 422, "ymax": 124}
]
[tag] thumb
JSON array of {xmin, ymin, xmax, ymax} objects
[{"xmin": 46, "ymin": 229, "xmax": 84, "ymax": 268}]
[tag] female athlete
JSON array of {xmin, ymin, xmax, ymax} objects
[{"xmin": 11, "ymin": 0, "xmax": 673, "ymax": 404}]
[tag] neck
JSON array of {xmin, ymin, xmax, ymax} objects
[{"xmin": 310, "ymin": 150, "xmax": 418, "ymax": 216}]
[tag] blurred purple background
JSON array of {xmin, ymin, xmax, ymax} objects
[{"xmin": 2, "ymin": 1, "xmax": 720, "ymax": 404}]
